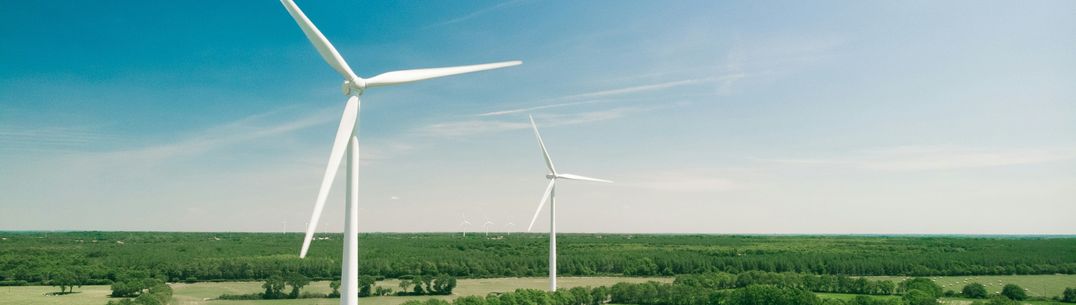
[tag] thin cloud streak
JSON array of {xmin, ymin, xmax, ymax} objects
[
  {"xmin": 477, "ymin": 74, "xmax": 744, "ymax": 117},
  {"xmin": 423, "ymin": 106, "xmax": 646, "ymax": 137},
  {"xmin": 620, "ymin": 172, "xmax": 740, "ymax": 192},
  {"xmin": 0, "ymin": 126, "xmax": 116, "ymax": 153},
  {"xmin": 44, "ymin": 106, "xmax": 341, "ymax": 169},
  {"xmin": 425, "ymin": 0, "xmax": 529, "ymax": 28},
  {"xmin": 761, "ymin": 146, "xmax": 1076, "ymax": 172}
]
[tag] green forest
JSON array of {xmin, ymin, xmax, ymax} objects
[{"xmin": 1, "ymin": 232, "xmax": 1075, "ymax": 285}]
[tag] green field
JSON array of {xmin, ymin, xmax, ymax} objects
[
  {"xmin": 5, "ymin": 275, "xmax": 1076, "ymax": 305},
  {"xmin": 0, "ymin": 277, "xmax": 672, "ymax": 305},
  {"xmin": 865, "ymin": 274, "xmax": 1076, "ymax": 298}
]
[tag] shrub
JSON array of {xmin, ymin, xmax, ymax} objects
[
  {"xmin": 1063, "ymin": 287, "xmax": 1076, "ymax": 303},
  {"xmin": 963, "ymin": 283, "xmax": 988, "ymax": 299},
  {"xmin": 1001, "ymin": 284, "xmax": 1027, "ymax": 301},
  {"xmin": 903, "ymin": 289, "xmax": 939, "ymax": 305},
  {"xmin": 900, "ymin": 278, "xmax": 943, "ymax": 298}
]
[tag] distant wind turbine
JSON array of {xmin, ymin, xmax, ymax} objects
[
  {"xmin": 459, "ymin": 213, "xmax": 473, "ymax": 237},
  {"xmin": 504, "ymin": 221, "xmax": 516, "ymax": 235},
  {"xmin": 525, "ymin": 115, "xmax": 612, "ymax": 291},
  {"xmin": 275, "ymin": 1, "xmax": 520, "ymax": 305},
  {"xmin": 483, "ymin": 219, "xmax": 495, "ymax": 236}
]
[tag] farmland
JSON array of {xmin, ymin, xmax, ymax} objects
[
  {"xmin": 0, "ymin": 277, "xmax": 671, "ymax": 305},
  {"xmin": 3, "ymin": 232, "xmax": 1076, "ymax": 305},
  {"xmin": 4, "ymin": 275, "xmax": 1076, "ymax": 305}
]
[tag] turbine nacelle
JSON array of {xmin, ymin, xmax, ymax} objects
[
  {"xmin": 280, "ymin": 0, "xmax": 520, "ymax": 260},
  {"xmin": 526, "ymin": 116, "xmax": 612, "ymax": 233},
  {"xmin": 341, "ymin": 79, "xmax": 366, "ymax": 96}
]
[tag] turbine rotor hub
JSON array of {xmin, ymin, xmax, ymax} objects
[
  {"xmin": 341, "ymin": 79, "xmax": 366, "ymax": 96},
  {"xmin": 546, "ymin": 174, "xmax": 556, "ymax": 179}
]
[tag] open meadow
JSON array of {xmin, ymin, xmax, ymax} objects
[
  {"xmin": 5, "ymin": 275, "xmax": 1075, "ymax": 305},
  {"xmin": 3, "ymin": 233, "xmax": 1076, "ymax": 305},
  {"xmin": 1, "ymin": 277, "xmax": 672, "ymax": 305},
  {"xmin": 865, "ymin": 275, "xmax": 1076, "ymax": 298}
]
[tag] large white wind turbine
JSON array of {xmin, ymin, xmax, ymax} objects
[
  {"xmin": 524, "ymin": 115, "xmax": 612, "ymax": 291},
  {"xmin": 277, "ymin": 1, "xmax": 520, "ymax": 304}
]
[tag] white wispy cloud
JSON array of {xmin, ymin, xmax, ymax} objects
[
  {"xmin": 625, "ymin": 174, "xmax": 739, "ymax": 192},
  {"xmin": 425, "ymin": 0, "xmax": 529, "ymax": 28},
  {"xmin": 0, "ymin": 126, "xmax": 116, "ymax": 154},
  {"xmin": 422, "ymin": 106, "xmax": 645, "ymax": 137},
  {"xmin": 477, "ymin": 74, "xmax": 742, "ymax": 117},
  {"xmin": 476, "ymin": 99, "xmax": 610, "ymax": 117},
  {"xmin": 761, "ymin": 146, "xmax": 1076, "ymax": 171},
  {"xmin": 97, "ymin": 107, "xmax": 338, "ymax": 163}
]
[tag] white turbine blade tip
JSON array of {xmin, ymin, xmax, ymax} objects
[
  {"xmin": 279, "ymin": 0, "xmax": 358, "ymax": 82},
  {"xmin": 527, "ymin": 180, "xmax": 556, "ymax": 232},
  {"xmin": 299, "ymin": 96, "xmax": 359, "ymax": 259},
  {"xmin": 557, "ymin": 173, "xmax": 613, "ymax": 183},
  {"xmin": 529, "ymin": 116, "xmax": 557, "ymax": 174},
  {"xmin": 365, "ymin": 60, "xmax": 522, "ymax": 87}
]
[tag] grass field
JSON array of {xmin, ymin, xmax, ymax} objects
[
  {"xmin": 4, "ymin": 275, "xmax": 1074, "ymax": 305},
  {"xmin": 0, "ymin": 277, "xmax": 673, "ymax": 305},
  {"xmin": 864, "ymin": 275, "xmax": 1076, "ymax": 298}
]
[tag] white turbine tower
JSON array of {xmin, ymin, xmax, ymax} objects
[
  {"xmin": 525, "ymin": 115, "xmax": 612, "ymax": 291},
  {"xmin": 277, "ymin": 1, "xmax": 520, "ymax": 305}
]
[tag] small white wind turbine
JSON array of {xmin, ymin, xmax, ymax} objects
[
  {"xmin": 524, "ymin": 115, "xmax": 612, "ymax": 291},
  {"xmin": 504, "ymin": 221, "xmax": 516, "ymax": 235},
  {"xmin": 275, "ymin": 1, "xmax": 520, "ymax": 305},
  {"xmin": 483, "ymin": 219, "xmax": 495, "ymax": 236},
  {"xmin": 459, "ymin": 213, "xmax": 473, "ymax": 237}
]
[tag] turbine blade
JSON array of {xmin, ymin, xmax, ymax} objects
[
  {"xmin": 529, "ymin": 115, "xmax": 557, "ymax": 174},
  {"xmin": 557, "ymin": 173, "xmax": 613, "ymax": 183},
  {"xmin": 365, "ymin": 61, "xmax": 521, "ymax": 88},
  {"xmin": 527, "ymin": 180, "xmax": 556, "ymax": 232},
  {"xmin": 280, "ymin": 0, "xmax": 360, "ymax": 82},
  {"xmin": 300, "ymin": 96, "xmax": 360, "ymax": 258}
]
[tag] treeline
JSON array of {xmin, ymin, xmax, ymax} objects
[
  {"xmin": 675, "ymin": 271, "xmax": 897, "ymax": 295},
  {"xmin": 217, "ymin": 273, "xmax": 457, "ymax": 301},
  {"xmin": 2, "ymin": 232, "xmax": 1075, "ymax": 284},
  {"xmin": 398, "ymin": 282, "xmax": 902, "ymax": 305},
  {"xmin": 105, "ymin": 282, "xmax": 172, "ymax": 305}
]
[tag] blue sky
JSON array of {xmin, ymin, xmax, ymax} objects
[{"xmin": 2, "ymin": 0, "xmax": 1074, "ymax": 234}]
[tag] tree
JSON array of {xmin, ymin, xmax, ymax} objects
[
  {"xmin": 412, "ymin": 275, "xmax": 427, "ymax": 295},
  {"xmin": 1001, "ymin": 284, "xmax": 1027, "ymax": 301},
  {"xmin": 455, "ymin": 295, "xmax": 487, "ymax": 305},
  {"xmin": 261, "ymin": 274, "xmax": 286, "ymax": 299},
  {"xmin": 284, "ymin": 272, "xmax": 310, "ymax": 299},
  {"xmin": 1063, "ymin": 287, "xmax": 1076, "ymax": 303},
  {"xmin": 900, "ymin": 278, "xmax": 943, "ymax": 298},
  {"xmin": 51, "ymin": 270, "xmax": 80, "ymax": 294},
  {"xmin": 329, "ymin": 280, "xmax": 341, "ymax": 298},
  {"xmin": 359, "ymin": 275, "xmax": 376, "ymax": 297},
  {"xmin": 963, "ymin": 283, "xmax": 988, "ymax": 299},
  {"xmin": 903, "ymin": 289, "xmax": 939, "ymax": 305},
  {"xmin": 729, "ymin": 285, "xmax": 820, "ymax": 305},
  {"xmin": 432, "ymin": 274, "xmax": 457, "ymax": 295},
  {"xmin": 399, "ymin": 279, "xmax": 414, "ymax": 293}
]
